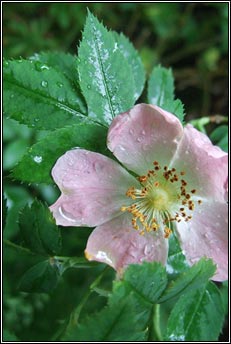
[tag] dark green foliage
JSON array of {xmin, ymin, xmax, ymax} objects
[
  {"xmin": 12, "ymin": 123, "xmax": 108, "ymax": 184},
  {"xmin": 19, "ymin": 200, "xmax": 62, "ymax": 256}
]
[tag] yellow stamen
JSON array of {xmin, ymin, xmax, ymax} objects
[{"xmin": 121, "ymin": 160, "xmax": 201, "ymax": 238}]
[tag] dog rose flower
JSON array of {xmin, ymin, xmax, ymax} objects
[{"xmin": 50, "ymin": 104, "xmax": 228, "ymax": 281}]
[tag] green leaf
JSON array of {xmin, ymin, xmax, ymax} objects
[
  {"xmin": 18, "ymin": 259, "xmax": 62, "ymax": 293},
  {"xmin": 166, "ymin": 232, "xmax": 189, "ymax": 276},
  {"xmin": 165, "ymin": 282, "xmax": 225, "ymax": 341},
  {"xmin": 63, "ymin": 297, "xmax": 146, "ymax": 341},
  {"xmin": 122, "ymin": 262, "xmax": 168, "ymax": 304},
  {"xmin": 220, "ymin": 280, "xmax": 228, "ymax": 315},
  {"xmin": 30, "ymin": 51, "xmax": 82, "ymax": 86},
  {"xmin": 12, "ymin": 122, "xmax": 108, "ymax": 184},
  {"xmin": 147, "ymin": 65, "xmax": 185, "ymax": 123},
  {"xmin": 108, "ymin": 262, "xmax": 168, "ymax": 340},
  {"xmin": 159, "ymin": 258, "xmax": 216, "ymax": 303},
  {"xmin": 210, "ymin": 125, "xmax": 228, "ymax": 152},
  {"xmin": 3, "ymin": 59, "xmax": 87, "ymax": 130},
  {"xmin": 114, "ymin": 32, "xmax": 146, "ymax": 100},
  {"xmin": 19, "ymin": 200, "xmax": 62, "ymax": 256},
  {"xmin": 148, "ymin": 65, "xmax": 174, "ymax": 105},
  {"xmin": 3, "ymin": 138, "xmax": 28, "ymax": 170},
  {"xmin": 78, "ymin": 11, "xmax": 136, "ymax": 126}
]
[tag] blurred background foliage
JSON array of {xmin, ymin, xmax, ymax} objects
[{"xmin": 3, "ymin": 2, "xmax": 228, "ymax": 341}]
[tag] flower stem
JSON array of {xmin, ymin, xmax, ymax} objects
[
  {"xmin": 69, "ymin": 266, "xmax": 109, "ymax": 326},
  {"xmin": 153, "ymin": 304, "xmax": 163, "ymax": 341}
]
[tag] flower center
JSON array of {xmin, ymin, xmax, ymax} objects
[{"xmin": 121, "ymin": 160, "xmax": 202, "ymax": 238}]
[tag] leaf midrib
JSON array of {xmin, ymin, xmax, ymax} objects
[
  {"xmin": 4, "ymin": 76, "xmax": 86, "ymax": 118},
  {"xmin": 90, "ymin": 15, "xmax": 115, "ymax": 120}
]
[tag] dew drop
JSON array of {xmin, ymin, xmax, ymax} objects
[
  {"xmin": 141, "ymin": 129, "xmax": 146, "ymax": 135},
  {"xmin": 35, "ymin": 62, "xmax": 50, "ymax": 71},
  {"xmin": 58, "ymin": 95, "xmax": 65, "ymax": 102},
  {"xmin": 57, "ymin": 82, "xmax": 64, "ymax": 88},
  {"xmin": 34, "ymin": 118, "xmax": 40, "ymax": 122},
  {"xmin": 87, "ymin": 84, "xmax": 91, "ymax": 89},
  {"xmin": 33, "ymin": 155, "xmax": 43, "ymax": 164},
  {"xmin": 118, "ymin": 145, "xmax": 126, "ymax": 151},
  {"xmin": 10, "ymin": 94, "xmax": 14, "ymax": 99},
  {"xmin": 41, "ymin": 80, "xmax": 48, "ymax": 88},
  {"xmin": 144, "ymin": 244, "xmax": 153, "ymax": 256},
  {"xmin": 3, "ymin": 60, "xmax": 9, "ymax": 67},
  {"xmin": 129, "ymin": 128, "xmax": 134, "ymax": 135}
]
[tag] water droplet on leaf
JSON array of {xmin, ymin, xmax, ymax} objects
[
  {"xmin": 33, "ymin": 155, "xmax": 43, "ymax": 164},
  {"xmin": 41, "ymin": 80, "xmax": 48, "ymax": 88}
]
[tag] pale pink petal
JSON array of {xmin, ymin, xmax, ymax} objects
[
  {"xmin": 176, "ymin": 201, "xmax": 228, "ymax": 281},
  {"xmin": 85, "ymin": 214, "xmax": 168, "ymax": 271},
  {"xmin": 107, "ymin": 104, "xmax": 184, "ymax": 175},
  {"xmin": 171, "ymin": 124, "xmax": 228, "ymax": 202},
  {"xmin": 50, "ymin": 149, "xmax": 139, "ymax": 227}
]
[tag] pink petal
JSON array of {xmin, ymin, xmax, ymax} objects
[
  {"xmin": 171, "ymin": 124, "xmax": 228, "ymax": 202},
  {"xmin": 107, "ymin": 104, "xmax": 183, "ymax": 175},
  {"xmin": 50, "ymin": 149, "xmax": 139, "ymax": 227},
  {"xmin": 176, "ymin": 201, "xmax": 228, "ymax": 281},
  {"xmin": 85, "ymin": 214, "xmax": 168, "ymax": 271}
]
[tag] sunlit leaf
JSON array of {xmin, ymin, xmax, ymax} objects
[
  {"xmin": 147, "ymin": 65, "xmax": 185, "ymax": 123},
  {"xmin": 78, "ymin": 10, "xmax": 136, "ymax": 126},
  {"xmin": 165, "ymin": 282, "xmax": 225, "ymax": 341},
  {"xmin": 159, "ymin": 258, "xmax": 216, "ymax": 303},
  {"xmin": 114, "ymin": 32, "xmax": 145, "ymax": 100},
  {"xmin": 166, "ymin": 232, "xmax": 189, "ymax": 276}
]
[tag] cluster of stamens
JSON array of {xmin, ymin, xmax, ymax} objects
[{"xmin": 121, "ymin": 161, "xmax": 202, "ymax": 238}]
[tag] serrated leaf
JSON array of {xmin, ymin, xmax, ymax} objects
[
  {"xmin": 148, "ymin": 65, "xmax": 174, "ymax": 106},
  {"xmin": 164, "ymin": 98, "xmax": 185, "ymax": 123},
  {"xmin": 3, "ymin": 59, "xmax": 87, "ymax": 130},
  {"xmin": 78, "ymin": 11, "xmax": 136, "ymax": 126},
  {"xmin": 159, "ymin": 258, "xmax": 216, "ymax": 303},
  {"xmin": 63, "ymin": 297, "xmax": 146, "ymax": 341},
  {"xmin": 165, "ymin": 282, "xmax": 225, "ymax": 341},
  {"xmin": 108, "ymin": 262, "xmax": 168, "ymax": 341},
  {"xmin": 110, "ymin": 280, "xmax": 152, "ymax": 332},
  {"xmin": 19, "ymin": 200, "xmax": 62, "ymax": 255},
  {"xmin": 147, "ymin": 65, "xmax": 185, "ymax": 123},
  {"xmin": 113, "ymin": 262, "xmax": 167, "ymax": 304},
  {"xmin": 30, "ymin": 51, "xmax": 80, "ymax": 85},
  {"xmin": 18, "ymin": 259, "xmax": 61, "ymax": 293},
  {"xmin": 12, "ymin": 122, "xmax": 108, "ymax": 184},
  {"xmin": 114, "ymin": 32, "xmax": 145, "ymax": 100},
  {"xmin": 122, "ymin": 262, "xmax": 168, "ymax": 304},
  {"xmin": 166, "ymin": 232, "xmax": 189, "ymax": 276}
]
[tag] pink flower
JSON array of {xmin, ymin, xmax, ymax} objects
[{"xmin": 50, "ymin": 104, "xmax": 228, "ymax": 281}]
